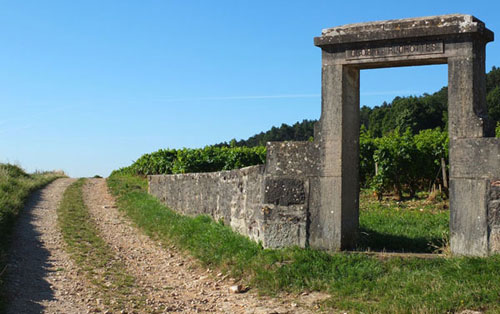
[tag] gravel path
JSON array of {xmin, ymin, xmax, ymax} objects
[
  {"xmin": 83, "ymin": 178, "xmax": 326, "ymax": 313},
  {"xmin": 5, "ymin": 178, "xmax": 100, "ymax": 314}
]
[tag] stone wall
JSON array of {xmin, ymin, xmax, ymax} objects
[
  {"xmin": 148, "ymin": 165, "xmax": 266, "ymax": 244},
  {"xmin": 488, "ymin": 182, "xmax": 500, "ymax": 252},
  {"xmin": 148, "ymin": 141, "xmax": 319, "ymax": 248}
]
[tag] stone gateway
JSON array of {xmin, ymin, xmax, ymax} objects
[
  {"xmin": 314, "ymin": 14, "xmax": 499, "ymax": 256},
  {"xmin": 149, "ymin": 14, "xmax": 500, "ymax": 257}
]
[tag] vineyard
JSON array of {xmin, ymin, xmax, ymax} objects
[
  {"xmin": 117, "ymin": 126, "xmax": 458, "ymax": 197},
  {"xmin": 117, "ymin": 146, "xmax": 266, "ymax": 176},
  {"xmin": 360, "ymin": 127, "xmax": 449, "ymax": 198}
]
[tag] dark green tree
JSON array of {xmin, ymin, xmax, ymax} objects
[{"xmin": 487, "ymin": 86, "xmax": 500, "ymax": 124}]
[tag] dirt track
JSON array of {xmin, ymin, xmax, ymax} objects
[
  {"xmin": 5, "ymin": 178, "xmax": 98, "ymax": 313},
  {"xmin": 5, "ymin": 178, "xmax": 326, "ymax": 313}
]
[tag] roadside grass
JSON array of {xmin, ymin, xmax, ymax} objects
[
  {"xmin": 0, "ymin": 163, "xmax": 63, "ymax": 310},
  {"xmin": 108, "ymin": 172, "xmax": 500, "ymax": 313},
  {"xmin": 57, "ymin": 179, "xmax": 144, "ymax": 311}
]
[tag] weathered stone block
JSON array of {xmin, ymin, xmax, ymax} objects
[
  {"xmin": 308, "ymin": 176, "xmax": 342, "ymax": 251},
  {"xmin": 450, "ymin": 138, "xmax": 500, "ymax": 179},
  {"xmin": 260, "ymin": 204, "xmax": 308, "ymax": 248},
  {"xmin": 450, "ymin": 179, "xmax": 489, "ymax": 256},
  {"xmin": 264, "ymin": 178, "xmax": 305, "ymax": 206},
  {"xmin": 315, "ymin": 15, "xmax": 493, "ymax": 46},
  {"xmin": 265, "ymin": 141, "xmax": 320, "ymax": 177}
]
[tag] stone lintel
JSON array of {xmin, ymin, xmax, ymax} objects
[{"xmin": 315, "ymin": 14, "xmax": 494, "ymax": 47}]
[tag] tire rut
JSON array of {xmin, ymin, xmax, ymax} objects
[
  {"xmin": 5, "ymin": 178, "xmax": 100, "ymax": 314},
  {"xmin": 83, "ymin": 178, "xmax": 324, "ymax": 313}
]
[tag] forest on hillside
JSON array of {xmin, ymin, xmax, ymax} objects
[{"xmin": 217, "ymin": 66, "xmax": 500, "ymax": 147}]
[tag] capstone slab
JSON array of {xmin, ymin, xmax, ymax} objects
[{"xmin": 315, "ymin": 14, "xmax": 493, "ymax": 46}]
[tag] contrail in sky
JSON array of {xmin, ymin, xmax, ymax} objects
[
  {"xmin": 362, "ymin": 90, "xmax": 419, "ymax": 96},
  {"xmin": 156, "ymin": 90, "xmax": 420, "ymax": 103},
  {"xmin": 157, "ymin": 94, "xmax": 319, "ymax": 102}
]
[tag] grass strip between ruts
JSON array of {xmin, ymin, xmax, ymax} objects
[
  {"xmin": 58, "ymin": 179, "xmax": 144, "ymax": 311},
  {"xmin": 108, "ymin": 172, "xmax": 500, "ymax": 313}
]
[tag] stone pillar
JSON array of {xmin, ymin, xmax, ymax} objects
[
  {"xmin": 309, "ymin": 62, "xmax": 360, "ymax": 251},
  {"xmin": 448, "ymin": 40, "xmax": 491, "ymax": 140},
  {"xmin": 448, "ymin": 39, "xmax": 492, "ymax": 256}
]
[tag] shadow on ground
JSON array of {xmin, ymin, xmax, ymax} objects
[
  {"xmin": 4, "ymin": 188, "xmax": 55, "ymax": 313},
  {"xmin": 356, "ymin": 227, "xmax": 446, "ymax": 253}
]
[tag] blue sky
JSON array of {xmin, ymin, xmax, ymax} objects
[{"xmin": 1, "ymin": 0, "xmax": 499, "ymax": 177}]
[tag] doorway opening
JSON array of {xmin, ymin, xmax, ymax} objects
[{"xmin": 356, "ymin": 65, "xmax": 449, "ymax": 253}]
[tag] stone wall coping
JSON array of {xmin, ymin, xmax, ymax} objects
[
  {"xmin": 315, "ymin": 14, "xmax": 494, "ymax": 46},
  {"xmin": 147, "ymin": 164, "xmax": 265, "ymax": 179},
  {"xmin": 266, "ymin": 141, "xmax": 318, "ymax": 146}
]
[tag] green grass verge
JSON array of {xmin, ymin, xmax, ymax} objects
[
  {"xmin": 108, "ymin": 172, "xmax": 500, "ymax": 313},
  {"xmin": 57, "ymin": 179, "xmax": 144, "ymax": 310},
  {"xmin": 0, "ymin": 164, "xmax": 63, "ymax": 310},
  {"xmin": 358, "ymin": 190, "xmax": 449, "ymax": 253}
]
